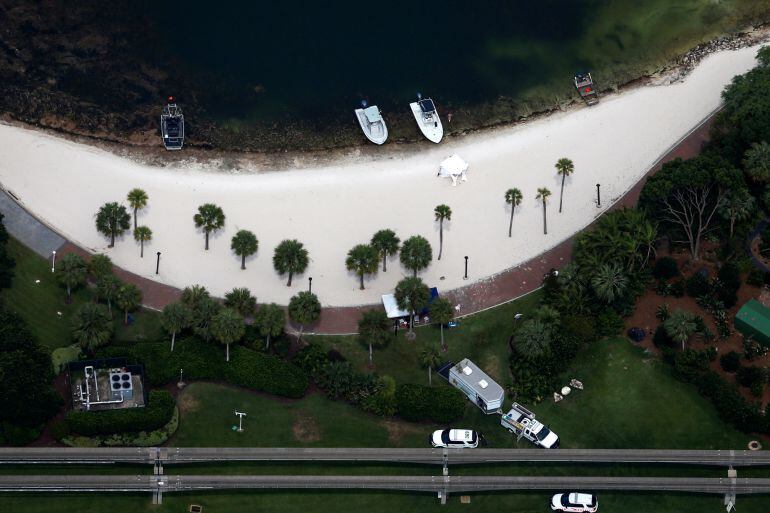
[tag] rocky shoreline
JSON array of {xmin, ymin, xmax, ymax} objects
[{"xmin": 0, "ymin": 1, "xmax": 768, "ymax": 166}]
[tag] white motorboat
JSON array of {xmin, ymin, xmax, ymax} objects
[
  {"xmin": 354, "ymin": 102, "xmax": 388, "ymax": 145},
  {"xmin": 409, "ymin": 94, "xmax": 443, "ymax": 143}
]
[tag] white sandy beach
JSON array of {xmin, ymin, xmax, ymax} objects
[{"xmin": 0, "ymin": 44, "xmax": 765, "ymax": 308}]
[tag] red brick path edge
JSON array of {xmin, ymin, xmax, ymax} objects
[{"xmin": 55, "ymin": 111, "xmax": 718, "ymax": 335}]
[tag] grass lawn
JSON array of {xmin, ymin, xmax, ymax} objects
[
  {"xmin": 1, "ymin": 237, "xmax": 163, "ymax": 351},
  {"xmin": 307, "ymin": 290, "xmax": 543, "ymax": 387}
]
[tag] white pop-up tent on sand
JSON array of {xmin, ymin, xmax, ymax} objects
[{"xmin": 438, "ymin": 154, "xmax": 468, "ymax": 186}]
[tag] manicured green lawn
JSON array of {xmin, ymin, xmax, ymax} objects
[
  {"xmin": 535, "ymin": 338, "xmax": 754, "ymax": 450},
  {"xmin": 307, "ymin": 290, "xmax": 543, "ymax": 387},
  {"xmin": 1, "ymin": 238, "xmax": 163, "ymax": 351},
  {"xmin": 1, "ymin": 489, "xmax": 769, "ymax": 513},
  {"xmin": 173, "ymin": 335, "xmax": 753, "ymax": 451}
]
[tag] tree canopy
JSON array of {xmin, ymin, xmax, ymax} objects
[
  {"xmin": 345, "ymin": 244, "xmax": 379, "ymax": 290},
  {"xmin": 95, "ymin": 202, "xmax": 131, "ymax": 248},
  {"xmin": 193, "ymin": 203, "xmax": 226, "ymax": 250},
  {"xmin": 231, "ymin": 229, "xmax": 259, "ymax": 269},
  {"xmin": 370, "ymin": 229, "xmax": 400, "ymax": 272},
  {"xmin": 273, "ymin": 239, "xmax": 309, "ymax": 287},
  {"xmin": 399, "ymin": 235, "xmax": 432, "ymax": 277}
]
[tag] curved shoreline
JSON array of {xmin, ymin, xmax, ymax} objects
[
  {"xmin": 1, "ymin": 26, "xmax": 767, "ymax": 173},
  {"xmin": 0, "ymin": 43, "xmax": 764, "ymax": 334}
]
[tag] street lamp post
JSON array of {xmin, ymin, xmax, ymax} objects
[
  {"xmin": 596, "ymin": 183, "xmax": 601, "ymax": 208},
  {"xmin": 155, "ymin": 252, "xmax": 161, "ymax": 275},
  {"xmin": 463, "ymin": 256, "xmax": 469, "ymax": 280},
  {"xmin": 234, "ymin": 411, "xmax": 247, "ymax": 432},
  {"xmin": 308, "ymin": 277, "xmax": 313, "ymax": 293},
  {"xmin": 51, "ymin": 250, "xmax": 56, "ymax": 273}
]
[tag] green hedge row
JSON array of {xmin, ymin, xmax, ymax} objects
[
  {"xmin": 99, "ymin": 337, "xmax": 307, "ymax": 399},
  {"xmin": 65, "ymin": 390, "xmax": 175, "ymax": 436},
  {"xmin": 395, "ymin": 384, "xmax": 465, "ymax": 423}
]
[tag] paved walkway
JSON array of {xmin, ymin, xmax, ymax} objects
[{"xmin": 0, "ymin": 114, "xmax": 715, "ymax": 335}]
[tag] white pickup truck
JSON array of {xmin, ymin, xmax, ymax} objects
[{"xmin": 500, "ymin": 403, "xmax": 560, "ymax": 449}]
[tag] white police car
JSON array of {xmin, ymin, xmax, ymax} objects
[
  {"xmin": 550, "ymin": 493, "xmax": 598, "ymax": 512},
  {"xmin": 430, "ymin": 429, "xmax": 478, "ymax": 448}
]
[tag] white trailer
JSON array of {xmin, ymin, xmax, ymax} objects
[
  {"xmin": 501, "ymin": 402, "xmax": 560, "ymax": 449},
  {"xmin": 440, "ymin": 359, "xmax": 505, "ymax": 414}
]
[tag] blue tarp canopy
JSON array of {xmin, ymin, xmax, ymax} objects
[
  {"xmin": 419, "ymin": 99, "xmax": 436, "ymax": 113},
  {"xmin": 381, "ymin": 287, "xmax": 439, "ymax": 318}
]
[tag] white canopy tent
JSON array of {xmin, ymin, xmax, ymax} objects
[
  {"xmin": 381, "ymin": 294, "xmax": 410, "ymax": 319},
  {"xmin": 438, "ymin": 154, "xmax": 468, "ymax": 186}
]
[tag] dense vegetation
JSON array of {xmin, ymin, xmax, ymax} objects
[
  {"xmin": 0, "ymin": 217, "xmax": 61, "ymax": 445},
  {"xmin": 64, "ymin": 390, "xmax": 174, "ymax": 436}
]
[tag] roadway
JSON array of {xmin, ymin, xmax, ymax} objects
[
  {"xmin": 0, "ymin": 447, "xmax": 769, "ymax": 467},
  {"xmin": 0, "ymin": 474, "xmax": 767, "ymax": 494}
]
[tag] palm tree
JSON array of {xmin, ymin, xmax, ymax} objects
[
  {"xmin": 718, "ymin": 188, "xmax": 755, "ymax": 238},
  {"xmin": 346, "ymin": 244, "xmax": 379, "ymax": 290},
  {"xmin": 420, "ymin": 345, "xmax": 441, "ymax": 386},
  {"xmin": 191, "ymin": 297, "xmax": 221, "ymax": 342},
  {"xmin": 71, "ymin": 303, "xmax": 113, "ymax": 354},
  {"xmin": 743, "ymin": 141, "xmax": 770, "ymax": 183},
  {"xmin": 514, "ymin": 319, "xmax": 553, "ymax": 359},
  {"xmin": 231, "ymin": 229, "xmax": 259, "ymax": 270},
  {"xmin": 88, "ymin": 254, "xmax": 113, "ymax": 281},
  {"xmin": 254, "ymin": 303, "xmax": 285, "ymax": 350},
  {"xmin": 224, "ymin": 287, "xmax": 256, "ymax": 317},
  {"xmin": 96, "ymin": 274, "xmax": 121, "ymax": 316},
  {"xmin": 273, "ymin": 239, "xmax": 309, "ymax": 286},
  {"xmin": 95, "ymin": 202, "xmax": 131, "ymax": 248},
  {"xmin": 193, "ymin": 203, "xmax": 226, "ymax": 250},
  {"xmin": 663, "ymin": 309, "xmax": 698, "ymax": 351},
  {"xmin": 211, "ymin": 308, "xmax": 245, "ymax": 362},
  {"xmin": 288, "ymin": 291, "xmax": 321, "ymax": 341},
  {"xmin": 434, "ymin": 204, "xmax": 452, "ymax": 260},
  {"xmin": 358, "ymin": 309, "xmax": 390, "ymax": 366},
  {"xmin": 126, "ymin": 188, "xmax": 148, "ymax": 231},
  {"xmin": 555, "ymin": 158, "xmax": 574, "ymax": 213},
  {"xmin": 133, "ymin": 226, "xmax": 152, "ymax": 258},
  {"xmin": 160, "ymin": 302, "xmax": 192, "ymax": 352},
  {"xmin": 370, "ymin": 229, "xmax": 400, "ymax": 272},
  {"xmin": 535, "ymin": 187, "xmax": 552, "ymax": 234},
  {"xmin": 394, "ymin": 277, "xmax": 430, "ymax": 333},
  {"xmin": 181, "ymin": 284, "xmax": 210, "ymax": 309},
  {"xmin": 429, "ymin": 297, "xmax": 454, "ymax": 351},
  {"xmin": 505, "ymin": 188, "xmax": 523, "ymax": 237},
  {"xmin": 115, "ymin": 283, "xmax": 142, "ymax": 325},
  {"xmin": 590, "ymin": 262, "xmax": 629, "ymax": 304},
  {"xmin": 399, "ymin": 235, "xmax": 432, "ymax": 277},
  {"xmin": 57, "ymin": 253, "xmax": 87, "ymax": 302}
]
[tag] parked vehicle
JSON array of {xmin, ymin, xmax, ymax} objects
[
  {"xmin": 430, "ymin": 429, "xmax": 478, "ymax": 449},
  {"xmin": 501, "ymin": 403, "xmax": 559, "ymax": 449},
  {"xmin": 438, "ymin": 359, "xmax": 504, "ymax": 414},
  {"xmin": 550, "ymin": 493, "xmax": 598, "ymax": 512}
]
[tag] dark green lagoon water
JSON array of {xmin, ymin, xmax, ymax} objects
[{"xmin": 143, "ymin": 0, "xmax": 767, "ymax": 126}]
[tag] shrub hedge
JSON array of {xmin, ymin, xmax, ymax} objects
[
  {"xmin": 99, "ymin": 337, "xmax": 308, "ymax": 399},
  {"xmin": 65, "ymin": 390, "xmax": 175, "ymax": 436},
  {"xmin": 719, "ymin": 351, "xmax": 742, "ymax": 373},
  {"xmin": 395, "ymin": 384, "xmax": 465, "ymax": 423},
  {"xmin": 653, "ymin": 257, "xmax": 679, "ymax": 280}
]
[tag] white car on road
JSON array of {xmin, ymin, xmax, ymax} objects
[
  {"xmin": 430, "ymin": 429, "xmax": 478, "ymax": 448},
  {"xmin": 550, "ymin": 492, "xmax": 598, "ymax": 512}
]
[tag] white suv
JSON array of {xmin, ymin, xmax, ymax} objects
[
  {"xmin": 550, "ymin": 493, "xmax": 598, "ymax": 512},
  {"xmin": 430, "ymin": 429, "xmax": 478, "ymax": 448}
]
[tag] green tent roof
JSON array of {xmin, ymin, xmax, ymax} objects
[{"xmin": 735, "ymin": 299, "xmax": 770, "ymax": 347}]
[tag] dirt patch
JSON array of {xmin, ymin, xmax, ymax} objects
[
  {"xmin": 381, "ymin": 419, "xmax": 422, "ymax": 445},
  {"xmin": 177, "ymin": 392, "xmax": 200, "ymax": 414},
  {"xmin": 292, "ymin": 415, "xmax": 321, "ymax": 443},
  {"xmin": 625, "ymin": 247, "xmax": 770, "ymax": 409}
]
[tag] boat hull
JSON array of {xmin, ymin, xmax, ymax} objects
[
  {"xmin": 410, "ymin": 102, "xmax": 443, "ymax": 143},
  {"xmin": 354, "ymin": 108, "xmax": 388, "ymax": 145}
]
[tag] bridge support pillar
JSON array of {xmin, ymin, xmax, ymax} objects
[{"xmin": 724, "ymin": 467, "xmax": 737, "ymax": 512}]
